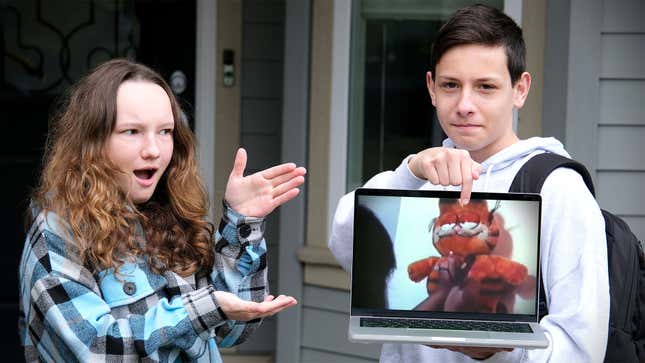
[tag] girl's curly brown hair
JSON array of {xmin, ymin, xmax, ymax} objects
[{"xmin": 32, "ymin": 59, "xmax": 214, "ymax": 276}]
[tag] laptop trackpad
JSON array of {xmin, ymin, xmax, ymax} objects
[{"xmin": 405, "ymin": 328, "xmax": 489, "ymax": 339}]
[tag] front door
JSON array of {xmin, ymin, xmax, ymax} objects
[{"xmin": 1, "ymin": 1, "xmax": 195, "ymax": 360}]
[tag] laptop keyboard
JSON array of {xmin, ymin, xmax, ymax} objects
[{"xmin": 360, "ymin": 318, "xmax": 533, "ymax": 333}]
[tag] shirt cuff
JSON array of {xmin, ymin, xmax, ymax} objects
[
  {"xmin": 394, "ymin": 154, "xmax": 428, "ymax": 189},
  {"xmin": 220, "ymin": 200, "xmax": 266, "ymax": 246},
  {"xmin": 182, "ymin": 285, "xmax": 228, "ymax": 340}
]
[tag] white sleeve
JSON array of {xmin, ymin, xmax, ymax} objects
[
  {"xmin": 328, "ymin": 155, "xmax": 427, "ymax": 272},
  {"xmin": 525, "ymin": 167, "xmax": 609, "ymax": 362}
]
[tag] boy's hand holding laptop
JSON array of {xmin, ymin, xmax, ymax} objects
[{"xmin": 434, "ymin": 346, "xmax": 513, "ymax": 360}]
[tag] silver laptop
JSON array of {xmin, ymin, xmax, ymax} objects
[{"xmin": 348, "ymin": 188, "xmax": 549, "ymax": 349}]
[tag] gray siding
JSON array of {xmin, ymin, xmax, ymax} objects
[
  {"xmin": 238, "ymin": 0, "xmax": 285, "ymax": 355},
  {"xmin": 302, "ymin": 349, "xmax": 377, "ymax": 363},
  {"xmin": 596, "ymin": 0, "xmax": 645, "ymax": 241},
  {"xmin": 599, "ymin": 81, "xmax": 645, "ymax": 126},
  {"xmin": 301, "ymin": 286, "xmax": 380, "ymax": 362},
  {"xmin": 597, "ymin": 172, "xmax": 645, "ymax": 214},
  {"xmin": 275, "ymin": 0, "xmax": 310, "ymax": 360},
  {"xmin": 602, "ymin": 0, "xmax": 645, "ymax": 32}
]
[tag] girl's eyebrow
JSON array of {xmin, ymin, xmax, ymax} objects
[
  {"xmin": 115, "ymin": 121, "xmax": 175, "ymax": 129},
  {"xmin": 115, "ymin": 122, "xmax": 141, "ymax": 128}
]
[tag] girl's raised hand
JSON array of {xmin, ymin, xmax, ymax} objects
[{"xmin": 224, "ymin": 148, "xmax": 306, "ymax": 218}]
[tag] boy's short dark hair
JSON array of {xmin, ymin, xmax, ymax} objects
[{"xmin": 430, "ymin": 4, "xmax": 526, "ymax": 85}]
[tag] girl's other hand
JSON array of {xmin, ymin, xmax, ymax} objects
[
  {"xmin": 214, "ymin": 291, "xmax": 298, "ymax": 321},
  {"xmin": 224, "ymin": 148, "xmax": 306, "ymax": 217}
]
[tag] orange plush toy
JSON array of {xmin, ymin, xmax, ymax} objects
[{"xmin": 408, "ymin": 198, "xmax": 534, "ymax": 313}]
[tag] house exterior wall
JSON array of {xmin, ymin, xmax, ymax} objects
[
  {"xmin": 275, "ymin": 0, "xmax": 310, "ymax": 361},
  {"xmin": 301, "ymin": 286, "xmax": 380, "ymax": 362},
  {"xmin": 298, "ymin": 0, "xmax": 380, "ymax": 361},
  {"xmin": 240, "ymin": 0, "xmax": 286, "ymax": 302},
  {"xmin": 243, "ymin": 0, "xmax": 286, "ymax": 355},
  {"xmin": 595, "ymin": 0, "xmax": 645, "ymax": 241},
  {"xmin": 544, "ymin": 0, "xmax": 644, "ymax": 241}
]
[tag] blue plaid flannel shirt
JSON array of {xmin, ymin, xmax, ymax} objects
[{"xmin": 19, "ymin": 202, "xmax": 269, "ymax": 362}]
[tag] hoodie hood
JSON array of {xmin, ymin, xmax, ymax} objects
[
  {"xmin": 441, "ymin": 136, "xmax": 571, "ymax": 192},
  {"xmin": 442, "ymin": 136, "xmax": 570, "ymax": 173}
]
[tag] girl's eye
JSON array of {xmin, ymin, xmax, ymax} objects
[
  {"xmin": 160, "ymin": 129, "xmax": 174, "ymax": 135},
  {"xmin": 123, "ymin": 129, "xmax": 137, "ymax": 135}
]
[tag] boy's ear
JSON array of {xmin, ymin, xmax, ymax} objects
[
  {"xmin": 513, "ymin": 72, "xmax": 531, "ymax": 109},
  {"xmin": 426, "ymin": 71, "xmax": 437, "ymax": 107}
]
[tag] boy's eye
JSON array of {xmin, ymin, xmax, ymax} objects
[
  {"xmin": 441, "ymin": 82, "xmax": 458, "ymax": 89},
  {"xmin": 479, "ymin": 84, "xmax": 496, "ymax": 90}
]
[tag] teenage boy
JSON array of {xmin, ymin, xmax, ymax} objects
[{"xmin": 329, "ymin": 4, "xmax": 609, "ymax": 362}]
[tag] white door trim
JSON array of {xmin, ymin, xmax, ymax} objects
[{"xmin": 195, "ymin": 0, "xmax": 217, "ymax": 216}]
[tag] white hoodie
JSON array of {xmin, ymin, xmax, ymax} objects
[{"xmin": 329, "ymin": 137, "xmax": 609, "ymax": 363}]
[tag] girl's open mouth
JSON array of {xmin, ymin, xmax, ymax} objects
[{"xmin": 134, "ymin": 168, "xmax": 157, "ymax": 181}]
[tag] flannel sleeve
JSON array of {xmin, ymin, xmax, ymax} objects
[
  {"xmin": 204, "ymin": 201, "xmax": 269, "ymax": 347},
  {"xmin": 19, "ymin": 213, "xmax": 228, "ymax": 362}
]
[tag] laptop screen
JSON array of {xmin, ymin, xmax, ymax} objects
[{"xmin": 351, "ymin": 188, "xmax": 541, "ymax": 322}]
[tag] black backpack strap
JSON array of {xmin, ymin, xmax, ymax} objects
[
  {"xmin": 508, "ymin": 152, "xmax": 597, "ymax": 320},
  {"xmin": 509, "ymin": 152, "xmax": 596, "ymax": 197}
]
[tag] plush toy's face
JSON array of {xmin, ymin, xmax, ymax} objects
[{"xmin": 431, "ymin": 200, "xmax": 500, "ymax": 257}]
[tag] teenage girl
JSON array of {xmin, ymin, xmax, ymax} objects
[{"xmin": 19, "ymin": 59, "xmax": 306, "ymax": 362}]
